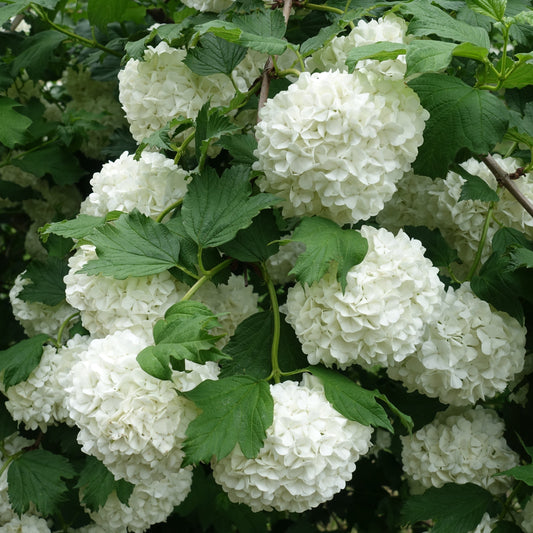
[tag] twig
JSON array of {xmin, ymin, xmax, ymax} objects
[
  {"xmin": 481, "ymin": 154, "xmax": 533, "ymax": 218},
  {"xmin": 10, "ymin": 13, "xmax": 25, "ymax": 31}
]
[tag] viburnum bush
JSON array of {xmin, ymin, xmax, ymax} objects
[{"xmin": 2, "ymin": 0, "xmax": 533, "ymax": 532}]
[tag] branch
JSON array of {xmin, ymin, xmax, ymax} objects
[
  {"xmin": 481, "ymin": 154, "xmax": 533, "ymax": 218},
  {"xmin": 257, "ymin": 0, "xmax": 293, "ymax": 113}
]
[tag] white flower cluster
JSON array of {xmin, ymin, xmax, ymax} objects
[
  {"xmin": 387, "ymin": 283, "xmax": 526, "ymax": 405},
  {"xmin": 377, "ymin": 156, "xmax": 533, "ymax": 275},
  {"xmin": 80, "ymin": 151, "xmax": 190, "ymax": 219},
  {"xmin": 401, "ymin": 407, "xmax": 519, "ymax": 495},
  {"xmin": 309, "ymin": 13, "xmax": 410, "ymax": 78},
  {"xmin": 285, "ymin": 225, "xmax": 443, "ymax": 369},
  {"xmin": 522, "ymin": 495, "xmax": 533, "ymax": 533},
  {"xmin": 9, "ymin": 272, "xmax": 77, "ymax": 338},
  {"xmin": 0, "ymin": 514, "xmax": 51, "ymax": 532},
  {"xmin": 119, "ymin": 42, "xmax": 261, "ymax": 143},
  {"xmin": 86, "ymin": 469, "xmax": 193, "ymax": 533},
  {"xmin": 181, "ymin": 0, "xmax": 233, "ymax": 12},
  {"xmin": 65, "ymin": 330, "xmax": 210, "ymax": 485},
  {"xmin": 265, "ymin": 235, "xmax": 306, "ymax": 284},
  {"xmin": 212, "ymin": 375, "xmax": 373, "ymax": 512},
  {"xmin": 254, "ymin": 70, "xmax": 429, "ymax": 225},
  {"xmin": 2, "ymin": 334, "xmax": 91, "ymax": 431},
  {"xmin": 469, "ymin": 513, "xmax": 498, "ymax": 533}
]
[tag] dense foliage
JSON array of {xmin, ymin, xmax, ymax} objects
[{"xmin": 2, "ymin": 0, "xmax": 533, "ymax": 531}]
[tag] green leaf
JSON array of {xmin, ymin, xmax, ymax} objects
[
  {"xmin": 185, "ymin": 33, "xmax": 247, "ymax": 76},
  {"xmin": 0, "ymin": 2, "xmax": 26, "ymax": 26},
  {"xmin": 182, "ymin": 375, "xmax": 274, "ymax": 464},
  {"xmin": 289, "ymin": 217, "xmax": 368, "ymax": 292},
  {"xmin": 217, "ymin": 133, "xmax": 258, "ymax": 164},
  {"xmin": 308, "ymin": 366, "xmax": 394, "ymax": 431},
  {"xmin": 195, "ymin": 103, "xmax": 240, "ymax": 160},
  {"xmin": 75, "ymin": 456, "xmax": 117, "ymax": 512},
  {"xmin": 87, "ymin": 0, "xmax": 146, "ymax": 29},
  {"xmin": 10, "ymin": 30, "xmax": 66, "ymax": 78},
  {"xmin": 232, "ymin": 9, "xmax": 287, "ymax": 40},
  {"xmin": 0, "ymin": 334, "xmax": 50, "ymax": 390},
  {"xmin": 0, "ymin": 179, "xmax": 40, "ymax": 203},
  {"xmin": 115, "ymin": 479, "xmax": 134, "ymax": 505},
  {"xmin": 402, "ymin": 0, "xmax": 491, "ymax": 48},
  {"xmin": 0, "ymin": 97, "xmax": 32, "ymax": 148},
  {"xmin": 346, "ymin": 42, "xmax": 406, "ymax": 72},
  {"xmin": 19, "ymin": 257, "xmax": 68, "ymax": 306},
  {"xmin": 81, "ymin": 210, "xmax": 181, "ymax": 279},
  {"xmin": 41, "ymin": 215, "xmax": 107, "ymax": 242},
  {"xmin": 453, "ymin": 165, "xmax": 500, "ymax": 202},
  {"xmin": 466, "ymin": 0, "xmax": 507, "ymax": 21},
  {"xmin": 452, "ymin": 42, "xmax": 490, "ymax": 62},
  {"xmin": 491, "ymin": 522, "xmax": 524, "ymax": 533},
  {"xmin": 12, "ymin": 145, "xmax": 84, "ymax": 185},
  {"xmin": 0, "ymin": 400, "xmax": 18, "ymax": 441},
  {"xmin": 219, "ymin": 210, "xmax": 280, "ymax": 263},
  {"xmin": 181, "ymin": 165, "xmax": 279, "ymax": 248},
  {"xmin": 403, "ymin": 226, "xmax": 460, "ymax": 267},
  {"xmin": 408, "ymin": 73, "xmax": 509, "ymax": 178},
  {"xmin": 402, "ymin": 483, "xmax": 493, "ymax": 533},
  {"xmin": 8, "ymin": 449, "xmax": 76, "ymax": 516},
  {"xmin": 495, "ymin": 464, "xmax": 533, "ymax": 485},
  {"xmin": 220, "ymin": 311, "xmax": 308, "ymax": 379},
  {"xmin": 501, "ymin": 61, "xmax": 533, "ymax": 89},
  {"xmin": 405, "ymin": 40, "xmax": 456, "ymax": 76},
  {"xmin": 137, "ymin": 301, "xmax": 228, "ymax": 379},
  {"xmin": 492, "ymin": 227, "xmax": 533, "ymax": 253},
  {"xmin": 300, "ymin": 21, "xmax": 344, "ymax": 57},
  {"xmin": 509, "ymin": 246, "xmax": 533, "ymax": 269}
]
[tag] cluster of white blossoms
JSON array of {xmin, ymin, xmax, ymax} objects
[
  {"xmin": 181, "ymin": 0, "xmax": 233, "ymax": 12},
  {"xmin": 387, "ymin": 283, "xmax": 526, "ymax": 405},
  {"xmin": 1, "ymin": 334, "xmax": 91, "ymax": 431},
  {"xmin": 401, "ymin": 407, "xmax": 519, "ymax": 495},
  {"xmin": 119, "ymin": 41, "xmax": 264, "ymax": 143},
  {"xmin": 285, "ymin": 225, "xmax": 443, "ymax": 368},
  {"xmin": 522, "ymin": 496, "xmax": 533, "ymax": 533},
  {"xmin": 309, "ymin": 13, "xmax": 410, "ymax": 78},
  {"xmin": 64, "ymin": 330, "xmax": 212, "ymax": 485},
  {"xmin": 9, "ymin": 272, "xmax": 77, "ymax": 338},
  {"xmin": 469, "ymin": 513, "xmax": 499, "ymax": 533},
  {"xmin": 377, "ymin": 155, "xmax": 533, "ymax": 275},
  {"xmin": 254, "ymin": 70, "xmax": 429, "ymax": 225},
  {"xmin": 212, "ymin": 375, "xmax": 373, "ymax": 512},
  {"xmin": 0, "ymin": 514, "xmax": 51, "ymax": 532},
  {"xmin": 79, "ymin": 151, "xmax": 190, "ymax": 219}
]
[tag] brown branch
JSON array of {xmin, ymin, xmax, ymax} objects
[
  {"xmin": 257, "ymin": 0, "xmax": 293, "ymax": 115},
  {"xmin": 481, "ymin": 154, "xmax": 533, "ymax": 218}
]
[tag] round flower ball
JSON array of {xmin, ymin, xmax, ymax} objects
[
  {"xmin": 118, "ymin": 42, "xmax": 262, "ymax": 143},
  {"xmin": 401, "ymin": 406, "xmax": 519, "ymax": 495},
  {"xmin": 212, "ymin": 374, "xmax": 373, "ymax": 513},
  {"xmin": 64, "ymin": 244, "xmax": 182, "ymax": 341},
  {"xmin": 309, "ymin": 13, "xmax": 410, "ymax": 79},
  {"xmin": 9, "ymin": 272, "xmax": 78, "ymax": 338},
  {"xmin": 387, "ymin": 283, "xmax": 526, "ymax": 406},
  {"xmin": 254, "ymin": 70, "xmax": 429, "ymax": 225},
  {"xmin": 0, "ymin": 513, "xmax": 52, "ymax": 532},
  {"xmin": 285, "ymin": 225, "xmax": 444, "ymax": 369},
  {"xmin": 80, "ymin": 151, "xmax": 189, "ymax": 219}
]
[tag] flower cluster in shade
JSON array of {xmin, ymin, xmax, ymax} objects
[
  {"xmin": 118, "ymin": 41, "xmax": 264, "ymax": 143},
  {"xmin": 265, "ymin": 234, "xmax": 306, "ymax": 285},
  {"xmin": 401, "ymin": 406, "xmax": 519, "ymax": 495},
  {"xmin": 254, "ymin": 70, "xmax": 429, "ymax": 225},
  {"xmin": 79, "ymin": 151, "xmax": 190, "ymax": 219},
  {"xmin": 387, "ymin": 282, "xmax": 526, "ymax": 406},
  {"xmin": 64, "ymin": 329, "xmax": 217, "ymax": 485},
  {"xmin": 180, "ymin": 0, "xmax": 233, "ymax": 12},
  {"xmin": 285, "ymin": 225, "xmax": 443, "ymax": 369},
  {"xmin": 309, "ymin": 13, "xmax": 410, "ymax": 79},
  {"xmin": 522, "ymin": 496, "xmax": 533, "ymax": 533},
  {"xmin": 377, "ymin": 155, "xmax": 533, "ymax": 276},
  {"xmin": 212, "ymin": 375, "xmax": 373, "ymax": 512}
]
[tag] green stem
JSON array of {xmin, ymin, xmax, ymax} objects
[
  {"xmin": 261, "ymin": 264, "xmax": 281, "ymax": 384},
  {"xmin": 56, "ymin": 312, "xmax": 80, "ymax": 347},
  {"xmin": 180, "ymin": 259, "xmax": 232, "ymax": 302},
  {"xmin": 280, "ymin": 367, "xmax": 310, "ymax": 377},
  {"xmin": 277, "ymin": 68, "xmax": 301, "ymax": 78},
  {"xmin": 304, "ymin": 2, "xmax": 345, "ymax": 14},
  {"xmin": 173, "ymin": 264, "xmax": 201, "ymax": 280},
  {"xmin": 466, "ymin": 203, "xmax": 494, "ymax": 281},
  {"xmin": 294, "ymin": 48, "xmax": 306, "ymax": 71},
  {"xmin": 174, "ymin": 130, "xmax": 196, "ymax": 164},
  {"xmin": 156, "ymin": 199, "xmax": 183, "ymax": 223},
  {"xmin": 446, "ymin": 268, "xmax": 463, "ymax": 285},
  {"xmin": 197, "ymin": 246, "xmax": 207, "ymax": 276},
  {"xmin": 497, "ymin": 481, "xmax": 522, "ymax": 521},
  {"xmin": 31, "ymin": 4, "xmax": 122, "ymax": 57}
]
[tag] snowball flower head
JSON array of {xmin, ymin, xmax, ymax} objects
[
  {"xmin": 212, "ymin": 375, "xmax": 373, "ymax": 512},
  {"xmin": 64, "ymin": 245, "xmax": 182, "ymax": 341},
  {"xmin": 1, "ymin": 334, "xmax": 91, "ymax": 431},
  {"xmin": 309, "ymin": 13, "xmax": 410, "ymax": 78},
  {"xmin": 66, "ymin": 330, "xmax": 217, "ymax": 484},
  {"xmin": 0, "ymin": 514, "xmax": 51, "ymax": 532},
  {"xmin": 9, "ymin": 272, "xmax": 77, "ymax": 337},
  {"xmin": 401, "ymin": 406, "xmax": 519, "ymax": 495},
  {"xmin": 387, "ymin": 283, "xmax": 526, "ymax": 405},
  {"xmin": 285, "ymin": 225, "xmax": 444, "ymax": 369},
  {"xmin": 80, "ymin": 151, "xmax": 189, "ymax": 219},
  {"xmin": 86, "ymin": 470, "xmax": 193, "ymax": 533},
  {"xmin": 522, "ymin": 495, "xmax": 533, "ymax": 533},
  {"xmin": 180, "ymin": 0, "xmax": 233, "ymax": 12},
  {"xmin": 254, "ymin": 70, "xmax": 429, "ymax": 225},
  {"xmin": 119, "ymin": 42, "xmax": 261, "ymax": 142}
]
